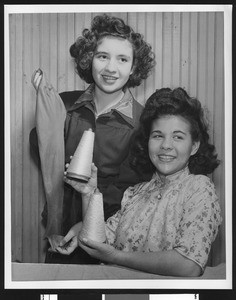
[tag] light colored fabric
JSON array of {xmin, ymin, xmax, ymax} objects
[
  {"xmin": 105, "ymin": 166, "xmax": 222, "ymax": 271},
  {"xmin": 36, "ymin": 72, "xmax": 66, "ymax": 237}
]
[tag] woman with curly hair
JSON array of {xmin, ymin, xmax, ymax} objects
[
  {"xmin": 30, "ymin": 14, "xmax": 155, "ymax": 264},
  {"xmin": 57, "ymin": 87, "xmax": 222, "ymax": 276}
]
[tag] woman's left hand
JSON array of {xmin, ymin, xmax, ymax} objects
[
  {"xmin": 64, "ymin": 163, "xmax": 97, "ymax": 196},
  {"xmin": 79, "ymin": 238, "xmax": 118, "ymax": 264}
]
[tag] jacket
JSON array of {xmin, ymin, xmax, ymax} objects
[{"xmin": 30, "ymin": 87, "xmax": 149, "ymax": 234}]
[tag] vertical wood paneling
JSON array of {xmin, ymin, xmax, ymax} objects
[
  {"xmin": 181, "ymin": 12, "xmax": 190, "ymax": 90},
  {"xmin": 162, "ymin": 13, "xmax": 173, "ymax": 88},
  {"xmin": 22, "ymin": 13, "xmax": 33, "ymax": 263},
  {"xmin": 212, "ymin": 12, "xmax": 225, "ymax": 266},
  {"xmin": 10, "ymin": 14, "xmax": 24, "ymax": 263},
  {"xmin": 197, "ymin": 13, "xmax": 208, "ymax": 106},
  {"xmin": 172, "ymin": 12, "xmax": 181, "ymax": 88},
  {"xmin": 153, "ymin": 13, "xmax": 163, "ymax": 90},
  {"xmin": 189, "ymin": 13, "xmax": 198, "ymax": 97},
  {"xmin": 67, "ymin": 13, "xmax": 76, "ymax": 92},
  {"xmin": 145, "ymin": 13, "xmax": 157, "ymax": 103},
  {"xmin": 9, "ymin": 11, "xmax": 226, "ymax": 265}
]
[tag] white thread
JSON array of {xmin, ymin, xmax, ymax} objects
[
  {"xmin": 66, "ymin": 129, "xmax": 94, "ymax": 181},
  {"xmin": 79, "ymin": 190, "xmax": 106, "ymax": 243}
]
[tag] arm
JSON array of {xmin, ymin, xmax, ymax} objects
[
  {"xmin": 79, "ymin": 238, "xmax": 201, "ymax": 277},
  {"xmin": 78, "ymin": 176, "xmax": 220, "ymax": 277},
  {"xmin": 55, "ymin": 163, "xmax": 98, "ymax": 255},
  {"xmin": 77, "ymin": 184, "xmax": 201, "ymax": 276}
]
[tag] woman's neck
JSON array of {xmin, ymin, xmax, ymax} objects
[
  {"xmin": 156, "ymin": 165, "xmax": 190, "ymax": 184},
  {"xmin": 94, "ymin": 87, "xmax": 124, "ymax": 115}
]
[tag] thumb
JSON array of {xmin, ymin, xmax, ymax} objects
[{"xmin": 58, "ymin": 232, "xmax": 74, "ymax": 247}]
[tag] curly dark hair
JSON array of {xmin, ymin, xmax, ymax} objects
[
  {"xmin": 69, "ymin": 14, "xmax": 156, "ymax": 88},
  {"xmin": 130, "ymin": 87, "xmax": 220, "ymax": 176}
]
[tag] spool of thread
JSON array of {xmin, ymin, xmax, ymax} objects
[
  {"xmin": 66, "ymin": 128, "xmax": 95, "ymax": 182},
  {"xmin": 79, "ymin": 189, "xmax": 106, "ymax": 243}
]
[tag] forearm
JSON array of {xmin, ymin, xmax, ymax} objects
[{"xmin": 112, "ymin": 249, "xmax": 201, "ymax": 277}]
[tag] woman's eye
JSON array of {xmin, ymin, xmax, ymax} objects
[
  {"xmin": 97, "ymin": 55, "xmax": 107, "ymax": 60},
  {"xmin": 119, "ymin": 57, "xmax": 128, "ymax": 63},
  {"xmin": 152, "ymin": 134, "xmax": 162, "ymax": 139},
  {"xmin": 173, "ymin": 135, "xmax": 183, "ymax": 140}
]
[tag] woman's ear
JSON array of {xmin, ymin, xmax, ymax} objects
[
  {"xmin": 190, "ymin": 141, "xmax": 200, "ymax": 156},
  {"xmin": 130, "ymin": 64, "xmax": 135, "ymax": 76}
]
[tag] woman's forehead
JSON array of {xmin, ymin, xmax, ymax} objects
[
  {"xmin": 151, "ymin": 115, "xmax": 191, "ymax": 131},
  {"xmin": 96, "ymin": 35, "xmax": 133, "ymax": 53}
]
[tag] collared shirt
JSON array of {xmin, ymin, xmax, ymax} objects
[
  {"xmin": 68, "ymin": 83, "xmax": 134, "ymax": 124},
  {"xmin": 105, "ymin": 166, "xmax": 222, "ymax": 271}
]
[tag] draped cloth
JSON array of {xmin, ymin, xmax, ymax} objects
[{"xmin": 35, "ymin": 70, "xmax": 66, "ymax": 239}]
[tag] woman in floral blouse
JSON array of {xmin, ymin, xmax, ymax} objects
[{"xmin": 56, "ymin": 87, "xmax": 222, "ymax": 277}]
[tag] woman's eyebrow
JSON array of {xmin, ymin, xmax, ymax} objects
[
  {"xmin": 117, "ymin": 54, "xmax": 132, "ymax": 58},
  {"xmin": 94, "ymin": 50, "xmax": 108, "ymax": 55},
  {"xmin": 173, "ymin": 130, "xmax": 187, "ymax": 135},
  {"xmin": 150, "ymin": 130, "xmax": 187, "ymax": 135},
  {"xmin": 150, "ymin": 129, "xmax": 162, "ymax": 134}
]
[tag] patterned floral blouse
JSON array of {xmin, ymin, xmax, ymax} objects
[{"xmin": 105, "ymin": 166, "xmax": 222, "ymax": 271}]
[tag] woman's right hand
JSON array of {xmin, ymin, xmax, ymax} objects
[
  {"xmin": 56, "ymin": 222, "xmax": 83, "ymax": 255},
  {"xmin": 31, "ymin": 68, "xmax": 43, "ymax": 91},
  {"xmin": 64, "ymin": 162, "xmax": 98, "ymax": 196}
]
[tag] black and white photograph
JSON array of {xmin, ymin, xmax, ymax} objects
[{"xmin": 4, "ymin": 4, "xmax": 232, "ymax": 290}]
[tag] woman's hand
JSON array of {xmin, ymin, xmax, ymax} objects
[
  {"xmin": 31, "ymin": 68, "xmax": 43, "ymax": 91},
  {"xmin": 64, "ymin": 162, "xmax": 97, "ymax": 196},
  {"xmin": 79, "ymin": 238, "xmax": 119, "ymax": 264},
  {"xmin": 55, "ymin": 222, "xmax": 83, "ymax": 255}
]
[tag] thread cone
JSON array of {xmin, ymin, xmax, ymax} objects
[
  {"xmin": 79, "ymin": 189, "xmax": 106, "ymax": 243},
  {"xmin": 66, "ymin": 129, "xmax": 94, "ymax": 182}
]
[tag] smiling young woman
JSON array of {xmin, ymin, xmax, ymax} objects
[
  {"xmin": 30, "ymin": 13, "xmax": 156, "ymax": 264},
  {"xmin": 56, "ymin": 87, "xmax": 222, "ymax": 277},
  {"xmin": 148, "ymin": 115, "xmax": 200, "ymax": 177}
]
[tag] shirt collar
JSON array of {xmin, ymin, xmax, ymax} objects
[
  {"xmin": 68, "ymin": 84, "xmax": 134, "ymax": 121},
  {"xmin": 152, "ymin": 166, "xmax": 190, "ymax": 186}
]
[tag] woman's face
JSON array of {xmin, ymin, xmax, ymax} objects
[
  {"xmin": 92, "ymin": 36, "xmax": 133, "ymax": 94},
  {"xmin": 148, "ymin": 115, "xmax": 199, "ymax": 176}
]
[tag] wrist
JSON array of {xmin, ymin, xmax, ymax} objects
[
  {"xmin": 110, "ymin": 248, "xmax": 123, "ymax": 265},
  {"xmin": 82, "ymin": 188, "xmax": 95, "ymax": 199}
]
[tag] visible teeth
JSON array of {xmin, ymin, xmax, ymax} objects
[
  {"xmin": 159, "ymin": 155, "xmax": 174, "ymax": 162},
  {"xmin": 103, "ymin": 75, "xmax": 116, "ymax": 80}
]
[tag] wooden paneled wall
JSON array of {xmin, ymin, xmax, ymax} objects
[{"xmin": 9, "ymin": 12, "xmax": 225, "ymax": 264}]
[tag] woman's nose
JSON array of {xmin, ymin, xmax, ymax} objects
[
  {"xmin": 105, "ymin": 59, "xmax": 117, "ymax": 72},
  {"xmin": 161, "ymin": 138, "xmax": 173, "ymax": 150}
]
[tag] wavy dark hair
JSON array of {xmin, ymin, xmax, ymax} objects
[
  {"xmin": 130, "ymin": 87, "xmax": 220, "ymax": 176},
  {"xmin": 70, "ymin": 14, "xmax": 156, "ymax": 88}
]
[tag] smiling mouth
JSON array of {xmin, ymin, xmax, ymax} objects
[
  {"xmin": 102, "ymin": 75, "xmax": 118, "ymax": 81},
  {"xmin": 158, "ymin": 155, "xmax": 176, "ymax": 162}
]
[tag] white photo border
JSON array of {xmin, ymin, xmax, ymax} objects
[{"xmin": 4, "ymin": 4, "xmax": 232, "ymax": 290}]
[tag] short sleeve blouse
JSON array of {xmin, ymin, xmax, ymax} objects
[{"xmin": 105, "ymin": 167, "xmax": 222, "ymax": 271}]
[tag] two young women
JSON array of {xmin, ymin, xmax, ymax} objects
[{"xmin": 31, "ymin": 14, "xmax": 221, "ymax": 274}]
